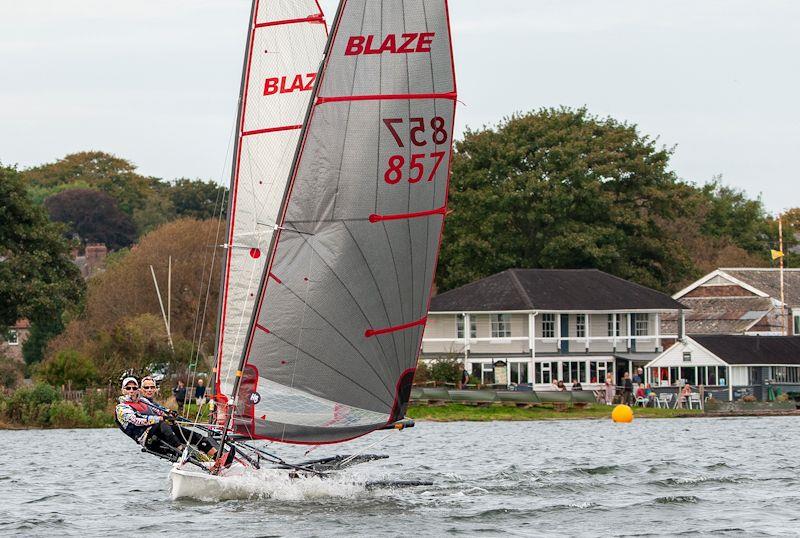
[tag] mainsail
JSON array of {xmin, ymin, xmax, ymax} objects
[
  {"xmin": 232, "ymin": 0, "xmax": 457, "ymax": 444},
  {"xmin": 214, "ymin": 0, "xmax": 328, "ymax": 402}
]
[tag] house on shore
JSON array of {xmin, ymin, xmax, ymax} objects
[
  {"xmin": 1, "ymin": 319, "xmax": 30, "ymax": 363},
  {"xmin": 644, "ymin": 335, "xmax": 800, "ymax": 400},
  {"xmin": 662, "ymin": 268, "xmax": 800, "ymax": 339},
  {"xmin": 421, "ymin": 269, "xmax": 684, "ymax": 389}
]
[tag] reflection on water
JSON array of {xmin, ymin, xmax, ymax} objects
[{"xmin": 3, "ymin": 417, "xmax": 800, "ymax": 536}]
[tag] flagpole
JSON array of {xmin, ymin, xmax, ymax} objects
[{"xmin": 779, "ymin": 215, "xmax": 786, "ymax": 336}]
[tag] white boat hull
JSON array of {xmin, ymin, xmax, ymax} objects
[{"xmin": 169, "ymin": 464, "xmax": 251, "ymax": 501}]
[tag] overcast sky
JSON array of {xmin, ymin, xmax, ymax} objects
[{"xmin": 1, "ymin": 1, "xmax": 797, "ymax": 213}]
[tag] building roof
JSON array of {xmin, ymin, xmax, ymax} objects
[
  {"xmin": 429, "ymin": 269, "xmax": 684, "ymax": 312},
  {"xmin": 661, "ymin": 296, "xmax": 776, "ymax": 334},
  {"xmin": 718, "ymin": 269, "xmax": 800, "ymax": 306},
  {"xmin": 691, "ymin": 335, "xmax": 800, "ymax": 365}
]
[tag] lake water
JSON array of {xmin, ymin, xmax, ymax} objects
[{"xmin": 3, "ymin": 417, "xmax": 800, "ymax": 537}]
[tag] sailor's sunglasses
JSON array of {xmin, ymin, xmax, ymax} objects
[
  {"xmin": 124, "ymin": 386, "xmax": 139, "ymax": 391},
  {"xmin": 141, "ymin": 385, "xmax": 157, "ymax": 389}
]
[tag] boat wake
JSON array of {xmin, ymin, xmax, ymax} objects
[{"xmin": 170, "ymin": 466, "xmax": 366, "ymax": 502}]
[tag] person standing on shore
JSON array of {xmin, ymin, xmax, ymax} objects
[
  {"xmin": 622, "ymin": 372, "xmax": 634, "ymax": 405},
  {"xmin": 195, "ymin": 378, "xmax": 207, "ymax": 407},
  {"xmin": 604, "ymin": 373, "xmax": 615, "ymax": 405},
  {"xmin": 173, "ymin": 380, "xmax": 187, "ymax": 413}
]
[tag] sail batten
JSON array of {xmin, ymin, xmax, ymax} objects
[{"xmin": 230, "ymin": 0, "xmax": 457, "ymax": 445}]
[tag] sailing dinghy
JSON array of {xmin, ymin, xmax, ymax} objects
[{"xmin": 169, "ymin": 0, "xmax": 457, "ymax": 499}]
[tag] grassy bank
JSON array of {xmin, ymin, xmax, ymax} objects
[{"xmin": 407, "ymin": 403, "xmax": 703, "ymax": 421}]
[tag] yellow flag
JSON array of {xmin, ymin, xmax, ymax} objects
[{"xmin": 771, "ymin": 249, "xmax": 784, "ymax": 260}]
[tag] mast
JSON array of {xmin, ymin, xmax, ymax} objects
[{"xmin": 779, "ymin": 214, "xmax": 786, "ymax": 335}]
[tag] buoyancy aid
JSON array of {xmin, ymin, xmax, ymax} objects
[{"xmin": 115, "ymin": 398, "xmax": 161, "ymax": 444}]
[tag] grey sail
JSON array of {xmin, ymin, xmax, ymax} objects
[{"xmin": 234, "ymin": 0, "xmax": 457, "ymax": 444}]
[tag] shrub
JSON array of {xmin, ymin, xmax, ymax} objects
[
  {"xmin": 82, "ymin": 388, "xmax": 111, "ymax": 416},
  {"xmin": 48, "ymin": 400, "xmax": 91, "ymax": 428},
  {"xmin": 36, "ymin": 349, "xmax": 98, "ymax": 389},
  {"xmin": 3, "ymin": 383, "xmax": 60, "ymax": 426},
  {"xmin": 0, "ymin": 355, "xmax": 24, "ymax": 390},
  {"xmin": 428, "ymin": 356, "xmax": 462, "ymax": 384},
  {"xmin": 776, "ymin": 393, "xmax": 790, "ymax": 402},
  {"xmin": 742, "ymin": 395, "xmax": 757, "ymax": 403},
  {"xmin": 413, "ymin": 361, "xmax": 431, "ymax": 384}
]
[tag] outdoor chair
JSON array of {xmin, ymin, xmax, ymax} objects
[
  {"xmin": 688, "ymin": 393, "xmax": 703, "ymax": 410},
  {"xmin": 635, "ymin": 396, "xmax": 649, "ymax": 407},
  {"xmin": 656, "ymin": 393, "xmax": 673, "ymax": 408}
]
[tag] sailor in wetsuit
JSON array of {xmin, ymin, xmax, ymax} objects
[{"xmin": 115, "ymin": 377, "xmax": 218, "ymax": 461}]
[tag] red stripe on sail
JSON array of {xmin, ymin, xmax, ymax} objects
[
  {"xmin": 369, "ymin": 206, "xmax": 446, "ymax": 223},
  {"xmin": 242, "ymin": 124, "xmax": 302, "ymax": 137},
  {"xmin": 268, "ymin": 272, "xmax": 282, "ymax": 284},
  {"xmin": 364, "ymin": 316, "xmax": 427, "ymax": 338},
  {"xmin": 255, "ymin": 14, "xmax": 324, "ymax": 28},
  {"xmin": 316, "ymin": 91, "xmax": 457, "ymax": 105},
  {"xmin": 255, "ymin": 323, "xmax": 270, "ymax": 334}
]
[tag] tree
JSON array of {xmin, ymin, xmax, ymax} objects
[
  {"xmin": 43, "ymin": 188, "xmax": 137, "ymax": 250},
  {"xmin": 0, "ymin": 165, "xmax": 85, "ymax": 328},
  {"xmin": 48, "ymin": 218, "xmax": 224, "ymax": 379},
  {"xmin": 699, "ymin": 179, "xmax": 774, "ymax": 254},
  {"xmin": 438, "ymin": 108, "xmax": 693, "ymax": 292},
  {"xmin": 23, "ymin": 151, "xmax": 176, "ymax": 235},
  {"xmin": 169, "ymin": 178, "xmax": 226, "ymax": 220},
  {"xmin": 22, "ymin": 316, "xmax": 66, "ymax": 365}
]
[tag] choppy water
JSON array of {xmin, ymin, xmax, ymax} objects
[{"xmin": 3, "ymin": 417, "xmax": 800, "ymax": 537}]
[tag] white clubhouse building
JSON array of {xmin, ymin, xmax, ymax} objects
[{"xmin": 421, "ymin": 269, "xmax": 684, "ymax": 389}]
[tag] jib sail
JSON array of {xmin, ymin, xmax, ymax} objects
[
  {"xmin": 214, "ymin": 0, "xmax": 328, "ymax": 402},
  {"xmin": 233, "ymin": 0, "xmax": 457, "ymax": 444}
]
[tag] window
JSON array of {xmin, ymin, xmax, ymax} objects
[
  {"xmin": 510, "ymin": 362, "xmax": 529, "ymax": 384},
  {"xmin": 634, "ymin": 313, "xmax": 649, "ymax": 336},
  {"xmin": 590, "ymin": 360, "xmax": 612, "ymax": 384},
  {"xmin": 794, "ymin": 315, "xmax": 800, "ymax": 335},
  {"xmin": 456, "ymin": 314, "xmax": 477, "ymax": 339},
  {"xmin": 563, "ymin": 361, "xmax": 587, "ymax": 384},
  {"xmin": 576, "ymin": 314, "xmax": 586, "ymax": 338},
  {"xmin": 607, "ymin": 314, "xmax": 620, "ymax": 337},
  {"xmin": 471, "ymin": 362, "xmax": 494, "ymax": 384},
  {"xmin": 771, "ymin": 366, "xmax": 800, "ymax": 383},
  {"xmin": 534, "ymin": 362, "xmax": 552, "ymax": 384},
  {"xmin": 7, "ymin": 329, "xmax": 18, "ymax": 346},
  {"xmin": 491, "ymin": 314, "xmax": 511, "ymax": 338},
  {"xmin": 542, "ymin": 314, "xmax": 555, "ymax": 338}
]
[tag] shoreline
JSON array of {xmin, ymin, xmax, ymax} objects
[{"xmin": 2, "ymin": 404, "xmax": 799, "ymax": 431}]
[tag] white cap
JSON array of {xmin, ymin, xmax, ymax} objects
[{"xmin": 122, "ymin": 376, "xmax": 139, "ymax": 388}]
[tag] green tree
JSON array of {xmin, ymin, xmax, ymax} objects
[
  {"xmin": 438, "ymin": 108, "xmax": 692, "ymax": 292},
  {"xmin": 0, "ymin": 164, "xmax": 85, "ymax": 327},
  {"xmin": 22, "ymin": 151, "xmax": 176, "ymax": 235},
  {"xmin": 44, "ymin": 188, "xmax": 137, "ymax": 250},
  {"xmin": 22, "ymin": 317, "xmax": 65, "ymax": 365},
  {"xmin": 699, "ymin": 179, "xmax": 773, "ymax": 254},
  {"xmin": 169, "ymin": 178, "xmax": 226, "ymax": 220},
  {"xmin": 36, "ymin": 349, "xmax": 98, "ymax": 389}
]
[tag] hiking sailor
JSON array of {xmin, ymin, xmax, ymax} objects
[{"xmin": 115, "ymin": 377, "xmax": 224, "ymax": 463}]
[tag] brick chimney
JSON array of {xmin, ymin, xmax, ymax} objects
[{"xmin": 84, "ymin": 243, "xmax": 107, "ymax": 277}]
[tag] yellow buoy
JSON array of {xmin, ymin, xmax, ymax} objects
[{"xmin": 611, "ymin": 404, "xmax": 633, "ymax": 423}]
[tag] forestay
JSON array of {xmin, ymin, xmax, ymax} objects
[
  {"xmin": 234, "ymin": 0, "xmax": 457, "ymax": 444},
  {"xmin": 215, "ymin": 0, "xmax": 327, "ymax": 402}
]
